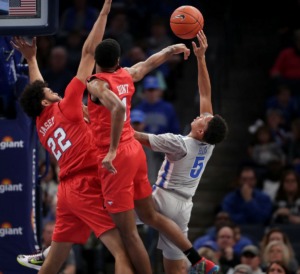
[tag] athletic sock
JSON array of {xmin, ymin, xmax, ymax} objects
[
  {"xmin": 183, "ymin": 247, "xmax": 202, "ymax": 265},
  {"xmin": 42, "ymin": 246, "xmax": 50, "ymax": 258}
]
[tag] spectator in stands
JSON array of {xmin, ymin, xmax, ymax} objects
[
  {"xmin": 232, "ymin": 264, "xmax": 252, "ymax": 274},
  {"xmin": 135, "ymin": 75, "xmax": 180, "ymax": 135},
  {"xmin": 104, "ymin": 11, "xmax": 134, "ymax": 54},
  {"xmin": 64, "ymin": 31, "xmax": 84, "ymax": 74},
  {"xmin": 261, "ymin": 160, "xmax": 283, "ymax": 202},
  {"xmin": 260, "ymin": 228, "xmax": 298, "ymax": 272},
  {"xmin": 58, "ymin": 0, "xmax": 99, "ymax": 40},
  {"xmin": 272, "ymin": 169, "xmax": 300, "ymax": 224},
  {"xmin": 248, "ymin": 125, "xmax": 285, "ymax": 168},
  {"xmin": 266, "ymin": 261, "xmax": 290, "ymax": 274},
  {"xmin": 270, "ymin": 29, "xmax": 300, "ymax": 93},
  {"xmin": 193, "ymin": 211, "xmax": 231, "ymax": 249},
  {"xmin": 286, "ymin": 118, "xmax": 300, "ymax": 173},
  {"xmin": 233, "ymin": 225, "xmax": 254, "ymax": 256},
  {"xmin": 42, "ymin": 46, "xmax": 73, "ymax": 98},
  {"xmin": 240, "ymin": 245, "xmax": 264, "ymax": 274},
  {"xmin": 221, "ymin": 166, "xmax": 273, "ymax": 225},
  {"xmin": 265, "ymin": 108, "xmax": 289, "ymax": 148},
  {"xmin": 36, "ymin": 36, "xmax": 55, "ymax": 71},
  {"xmin": 193, "ymin": 213, "xmax": 253, "ymax": 256},
  {"xmin": 262, "ymin": 241, "xmax": 296, "ymax": 273},
  {"xmin": 216, "ymin": 225, "xmax": 240, "ymax": 274},
  {"xmin": 266, "ymin": 85, "xmax": 299, "ymax": 129},
  {"xmin": 145, "ymin": 18, "xmax": 183, "ymax": 100}
]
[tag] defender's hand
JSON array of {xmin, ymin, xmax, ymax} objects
[{"xmin": 10, "ymin": 36, "xmax": 37, "ymax": 61}]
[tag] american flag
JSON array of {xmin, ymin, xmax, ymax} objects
[{"xmin": 9, "ymin": 0, "xmax": 36, "ymax": 16}]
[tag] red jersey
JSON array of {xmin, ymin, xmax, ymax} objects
[
  {"xmin": 36, "ymin": 77, "xmax": 99, "ymax": 180},
  {"xmin": 88, "ymin": 67, "xmax": 135, "ymax": 149}
]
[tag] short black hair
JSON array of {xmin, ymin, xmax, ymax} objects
[
  {"xmin": 203, "ymin": 114, "xmax": 228, "ymax": 144},
  {"xmin": 19, "ymin": 80, "xmax": 47, "ymax": 118},
  {"xmin": 94, "ymin": 38, "xmax": 121, "ymax": 69}
]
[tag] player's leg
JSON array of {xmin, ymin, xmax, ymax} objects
[
  {"xmin": 98, "ymin": 146, "xmax": 152, "ymax": 274},
  {"xmin": 109, "ymin": 210, "xmax": 152, "ymax": 274},
  {"xmin": 163, "ymin": 258, "xmax": 188, "ymax": 274},
  {"xmin": 135, "ymin": 195, "xmax": 192, "ymax": 252},
  {"xmin": 67, "ymin": 175, "xmax": 143, "ymax": 274},
  {"xmin": 38, "ymin": 241, "xmax": 72, "ymax": 274},
  {"xmin": 100, "ymin": 228, "xmax": 134, "ymax": 274}
]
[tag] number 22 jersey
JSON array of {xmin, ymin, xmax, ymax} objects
[{"xmin": 36, "ymin": 77, "xmax": 99, "ymax": 180}]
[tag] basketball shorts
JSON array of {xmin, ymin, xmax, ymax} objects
[
  {"xmin": 98, "ymin": 139, "xmax": 152, "ymax": 213},
  {"xmin": 152, "ymin": 186, "xmax": 193, "ymax": 260},
  {"xmin": 52, "ymin": 174, "xmax": 115, "ymax": 244}
]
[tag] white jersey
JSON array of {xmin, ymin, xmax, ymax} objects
[{"xmin": 149, "ymin": 133, "xmax": 214, "ymax": 199}]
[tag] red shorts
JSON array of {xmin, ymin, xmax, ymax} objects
[
  {"xmin": 98, "ymin": 139, "xmax": 152, "ymax": 213},
  {"xmin": 52, "ymin": 174, "xmax": 115, "ymax": 244}
]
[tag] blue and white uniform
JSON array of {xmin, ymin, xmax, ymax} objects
[{"xmin": 149, "ymin": 133, "xmax": 214, "ymax": 260}]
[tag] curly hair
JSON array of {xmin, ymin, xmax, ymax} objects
[
  {"xmin": 203, "ymin": 114, "xmax": 228, "ymax": 144},
  {"xmin": 94, "ymin": 38, "xmax": 121, "ymax": 69},
  {"xmin": 19, "ymin": 80, "xmax": 47, "ymax": 118}
]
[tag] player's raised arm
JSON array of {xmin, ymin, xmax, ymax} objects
[
  {"xmin": 192, "ymin": 30, "xmax": 212, "ymax": 115},
  {"xmin": 76, "ymin": 0, "xmax": 112, "ymax": 83},
  {"xmin": 10, "ymin": 37, "xmax": 43, "ymax": 83},
  {"xmin": 126, "ymin": 43, "xmax": 190, "ymax": 82}
]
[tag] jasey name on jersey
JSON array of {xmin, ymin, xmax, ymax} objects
[
  {"xmin": 117, "ymin": 84, "xmax": 129, "ymax": 95},
  {"xmin": 39, "ymin": 117, "xmax": 55, "ymax": 137},
  {"xmin": 198, "ymin": 145, "xmax": 208, "ymax": 155}
]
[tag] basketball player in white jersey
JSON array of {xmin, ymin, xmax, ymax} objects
[{"xmin": 134, "ymin": 30, "xmax": 228, "ymax": 274}]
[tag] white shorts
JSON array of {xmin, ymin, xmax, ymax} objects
[{"xmin": 152, "ymin": 186, "xmax": 193, "ymax": 260}]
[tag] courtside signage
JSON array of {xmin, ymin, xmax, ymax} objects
[
  {"xmin": 0, "ymin": 222, "xmax": 23, "ymax": 237},
  {"xmin": 0, "ymin": 136, "xmax": 24, "ymax": 150}
]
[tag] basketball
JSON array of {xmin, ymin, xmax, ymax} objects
[{"xmin": 170, "ymin": 6, "xmax": 204, "ymax": 40}]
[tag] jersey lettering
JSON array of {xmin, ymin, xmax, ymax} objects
[
  {"xmin": 117, "ymin": 84, "xmax": 129, "ymax": 95},
  {"xmin": 190, "ymin": 156, "xmax": 205, "ymax": 178},
  {"xmin": 47, "ymin": 127, "xmax": 72, "ymax": 161}
]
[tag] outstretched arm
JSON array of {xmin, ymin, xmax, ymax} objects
[
  {"xmin": 87, "ymin": 80, "xmax": 125, "ymax": 173},
  {"xmin": 76, "ymin": 0, "xmax": 112, "ymax": 83},
  {"xmin": 10, "ymin": 37, "xmax": 43, "ymax": 83},
  {"xmin": 126, "ymin": 44, "xmax": 190, "ymax": 82},
  {"xmin": 192, "ymin": 31, "xmax": 212, "ymax": 115},
  {"xmin": 134, "ymin": 131, "xmax": 151, "ymax": 147}
]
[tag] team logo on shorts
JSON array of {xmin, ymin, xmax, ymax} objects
[{"xmin": 107, "ymin": 201, "xmax": 113, "ymax": 206}]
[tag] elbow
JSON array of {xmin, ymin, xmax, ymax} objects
[{"xmin": 113, "ymin": 102, "xmax": 126, "ymax": 119}]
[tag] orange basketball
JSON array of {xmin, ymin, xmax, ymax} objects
[{"xmin": 170, "ymin": 6, "xmax": 204, "ymax": 40}]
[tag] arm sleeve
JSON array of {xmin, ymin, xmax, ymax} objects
[
  {"xmin": 59, "ymin": 77, "xmax": 86, "ymax": 122},
  {"xmin": 149, "ymin": 133, "xmax": 187, "ymax": 161}
]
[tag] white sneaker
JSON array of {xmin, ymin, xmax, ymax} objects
[{"xmin": 17, "ymin": 251, "xmax": 44, "ymax": 270}]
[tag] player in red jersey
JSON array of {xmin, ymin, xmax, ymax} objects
[
  {"xmin": 87, "ymin": 39, "xmax": 219, "ymax": 274},
  {"xmin": 12, "ymin": 1, "xmax": 134, "ymax": 274}
]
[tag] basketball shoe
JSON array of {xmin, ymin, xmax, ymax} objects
[
  {"xmin": 17, "ymin": 251, "xmax": 44, "ymax": 270},
  {"xmin": 189, "ymin": 257, "xmax": 220, "ymax": 274}
]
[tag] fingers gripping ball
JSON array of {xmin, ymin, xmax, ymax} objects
[{"xmin": 170, "ymin": 6, "xmax": 204, "ymax": 40}]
